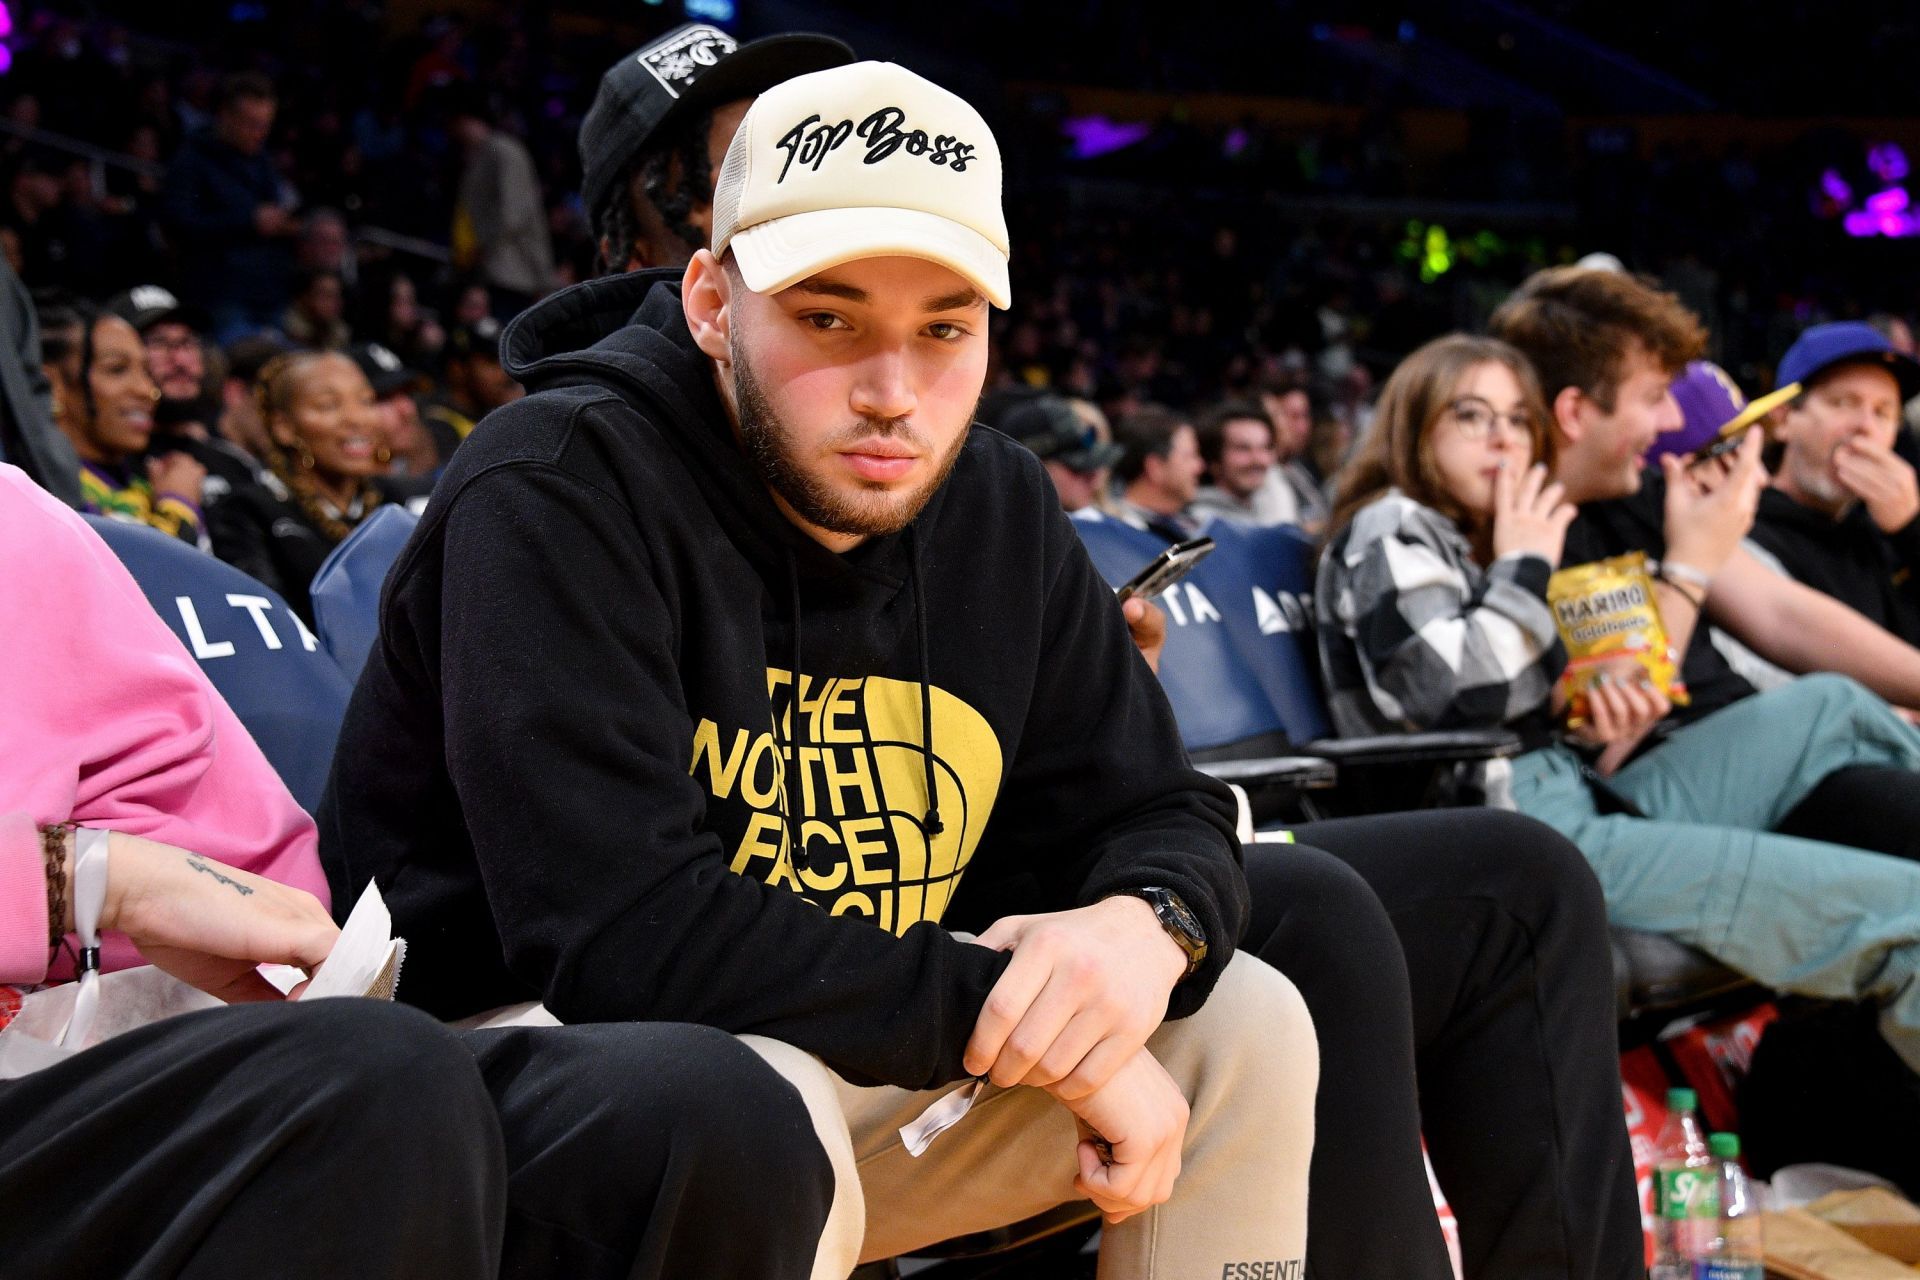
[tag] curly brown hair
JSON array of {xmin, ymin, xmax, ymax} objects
[{"xmin": 1489, "ymin": 265, "xmax": 1707, "ymax": 413}]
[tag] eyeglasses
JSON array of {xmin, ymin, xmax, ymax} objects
[
  {"xmin": 145, "ymin": 334, "xmax": 200, "ymax": 355},
  {"xmin": 1444, "ymin": 398, "xmax": 1534, "ymax": 441}
]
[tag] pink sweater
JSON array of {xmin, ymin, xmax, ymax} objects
[{"xmin": 0, "ymin": 465, "xmax": 328, "ymax": 984}]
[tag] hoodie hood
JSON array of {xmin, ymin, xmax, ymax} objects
[{"xmin": 502, "ymin": 269, "xmax": 924, "ymax": 590}]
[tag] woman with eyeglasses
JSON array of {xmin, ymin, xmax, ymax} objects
[
  {"xmin": 37, "ymin": 293, "xmax": 207, "ymax": 544},
  {"xmin": 1315, "ymin": 331, "xmax": 1674, "ymax": 763}
]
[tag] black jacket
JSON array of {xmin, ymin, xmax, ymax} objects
[
  {"xmin": 161, "ymin": 130, "xmax": 291, "ymax": 314},
  {"xmin": 209, "ymin": 472, "xmax": 426, "ymax": 626},
  {"xmin": 1749, "ymin": 486, "xmax": 1920, "ymax": 646},
  {"xmin": 319, "ymin": 269, "xmax": 1245, "ymax": 1090}
]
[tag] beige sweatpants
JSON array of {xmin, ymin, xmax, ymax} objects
[{"xmin": 744, "ymin": 951, "xmax": 1318, "ymax": 1280}]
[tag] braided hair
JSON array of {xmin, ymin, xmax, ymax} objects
[
  {"xmin": 253, "ymin": 349, "xmax": 384, "ymax": 544},
  {"xmin": 590, "ymin": 105, "xmax": 717, "ymax": 276},
  {"xmin": 34, "ymin": 291, "xmax": 102, "ymax": 428}
]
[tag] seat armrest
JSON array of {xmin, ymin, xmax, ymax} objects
[
  {"xmin": 1612, "ymin": 927, "xmax": 1753, "ymax": 1021},
  {"xmin": 1304, "ymin": 729, "xmax": 1522, "ymax": 768},
  {"xmin": 1197, "ymin": 755, "xmax": 1338, "ymax": 790}
]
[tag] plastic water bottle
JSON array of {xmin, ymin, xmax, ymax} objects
[
  {"xmin": 1691, "ymin": 1133, "xmax": 1763, "ymax": 1280},
  {"xmin": 1650, "ymin": 1087, "xmax": 1714, "ymax": 1280}
]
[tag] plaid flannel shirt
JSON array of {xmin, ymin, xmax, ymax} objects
[{"xmin": 1315, "ymin": 491, "xmax": 1566, "ymax": 737}]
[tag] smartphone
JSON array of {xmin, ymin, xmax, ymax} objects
[
  {"xmin": 1687, "ymin": 424, "xmax": 1754, "ymax": 468},
  {"xmin": 1116, "ymin": 537, "xmax": 1215, "ymax": 602}
]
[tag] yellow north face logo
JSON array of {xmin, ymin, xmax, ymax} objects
[{"xmin": 688, "ymin": 668, "xmax": 1004, "ymax": 931}]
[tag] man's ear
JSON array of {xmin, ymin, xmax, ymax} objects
[
  {"xmin": 1140, "ymin": 450, "xmax": 1166, "ymax": 491},
  {"xmin": 1551, "ymin": 383, "xmax": 1588, "ymax": 449},
  {"xmin": 682, "ymin": 249, "xmax": 733, "ymax": 363},
  {"xmin": 1766, "ymin": 402, "xmax": 1798, "ymax": 444}
]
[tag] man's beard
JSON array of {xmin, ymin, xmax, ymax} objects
[
  {"xmin": 1786, "ymin": 448, "xmax": 1853, "ymax": 513},
  {"xmin": 154, "ymin": 392, "xmax": 217, "ymax": 431},
  {"xmin": 731, "ymin": 341, "xmax": 972, "ymax": 539}
]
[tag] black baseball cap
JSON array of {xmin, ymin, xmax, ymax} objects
[
  {"xmin": 578, "ymin": 22, "xmax": 853, "ymax": 221},
  {"xmin": 981, "ymin": 387, "xmax": 1124, "ymax": 474},
  {"xmin": 106, "ymin": 284, "xmax": 209, "ymax": 335},
  {"xmin": 350, "ymin": 341, "xmax": 423, "ymax": 397}
]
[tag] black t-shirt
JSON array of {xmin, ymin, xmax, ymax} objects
[
  {"xmin": 1748, "ymin": 487, "xmax": 1920, "ymax": 648},
  {"xmin": 1563, "ymin": 470, "xmax": 1757, "ymax": 723}
]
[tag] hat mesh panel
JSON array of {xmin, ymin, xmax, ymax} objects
[{"xmin": 710, "ymin": 127, "xmax": 750, "ymax": 252}]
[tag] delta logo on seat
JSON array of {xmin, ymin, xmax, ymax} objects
[
  {"xmin": 1149, "ymin": 580, "xmax": 1314, "ymax": 636},
  {"xmin": 170, "ymin": 591, "xmax": 320, "ymax": 660}
]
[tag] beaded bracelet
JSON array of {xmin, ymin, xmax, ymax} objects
[{"xmin": 39, "ymin": 821, "xmax": 77, "ymax": 952}]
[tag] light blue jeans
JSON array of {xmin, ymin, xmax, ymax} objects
[{"xmin": 1511, "ymin": 674, "xmax": 1920, "ymax": 1071}]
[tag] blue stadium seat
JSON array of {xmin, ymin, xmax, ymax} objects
[
  {"xmin": 1071, "ymin": 512, "xmax": 1742, "ymax": 1024},
  {"xmin": 1072, "ymin": 512, "xmax": 1519, "ymax": 807},
  {"xmin": 85, "ymin": 516, "xmax": 353, "ymax": 815},
  {"xmin": 309, "ymin": 504, "xmax": 420, "ymax": 682},
  {"xmin": 1075, "ymin": 515, "xmax": 1337, "ymax": 744}
]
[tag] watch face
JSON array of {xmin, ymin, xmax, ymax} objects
[{"xmin": 1162, "ymin": 893, "xmax": 1203, "ymax": 943}]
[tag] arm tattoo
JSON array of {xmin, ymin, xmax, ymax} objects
[{"xmin": 186, "ymin": 856, "xmax": 256, "ymax": 897}]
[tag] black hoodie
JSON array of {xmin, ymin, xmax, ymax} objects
[
  {"xmin": 318, "ymin": 269, "xmax": 1245, "ymax": 1090},
  {"xmin": 1749, "ymin": 486, "xmax": 1920, "ymax": 646}
]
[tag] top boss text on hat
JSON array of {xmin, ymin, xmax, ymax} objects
[{"xmin": 776, "ymin": 107, "xmax": 976, "ymax": 182}]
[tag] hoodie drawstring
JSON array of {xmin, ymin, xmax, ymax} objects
[
  {"xmin": 785, "ymin": 549, "xmax": 811, "ymax": 872},
  {"xmin": 781, "ymin": 534, "xmax": 943, "ymax": 877},
  {"xmin": 908, "ymin": 526, "xmax": 944, "ymax": 840}
]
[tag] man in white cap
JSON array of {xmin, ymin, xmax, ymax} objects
[{"xmin": 326, "ymin": 60, "xmax": 1314, "ymax": 1277}]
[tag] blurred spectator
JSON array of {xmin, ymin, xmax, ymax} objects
[
  {"xmin": 351, "ymin": 340, "xmax": 438, "ymax": 478},
  {"xmin": 162, "ymin": 72, "xmax": 297, "ymax": 344},
  {"xmin": 38, "ymin": 293, "xmax": 204, "ymax": 543},
  {"xmin": 1066, "ymin": 396, "xmax": 1124, "ymax": 515},
  {"xmin": 1258, "ymin": 373, "xmax": 1333, "ymax": 531},
  {"xmin": 448, "ymin": 280, "xmax": 492, "ymax": 329},
  {"xmin": 361, "ymin": 268, "xmax": 444, "ymax": 369},
  {"xmin": 282, "ymin": 267, "xmax": 351, "ymax": 351},
  {"xmin": 1751, "ymin": 323, "xmax": 1920, "ymax": 646},
  {"xmin": 4, "ymin": 157, "xmax": 67, "ymax": 286},
  {"xmin": 109, "ymin": 284, "xmax": 210, "ymax": 421},
  {"xmin": 106, "ymin": 284, "xmax": 267, "ymax": 510},
  {"xmin": 578, "ymin": 25, "xmax": 852, "ymax": 275},
  {"xmin": 423, "ymin": 316, "xmax": 518, "ymax": 460},
  {"xmin": 980, "ymin": 386, "xmax": 1122, "ymax": 514},
  {"xmin": 1307, "ymin": 394, "xmax": 1356, "ymax": 493},
  {"xmin": 297, "ymin": 206, "xmax": 358, "ymax": 292},
  {"xmin": 1190, "ymin": 399, "xmax": 1293, "ymax": 528},
  {"xmin": 40, "ymin": 155, "xmax": 117, "ymax": 297},
  {"xmin": 211, "ymin": 350, "xmax": 416, "ymax": 623},
  {"xmin": 1112, "ymin": 403, "xmax": 1206, "ymax": 539},
  {"xmin": 448, "ymin": 89, "xmax": 553, "ymax": 314},
  {"xmin": 216, "ymin": 334, "xmax": 287, "ymax": 465}
]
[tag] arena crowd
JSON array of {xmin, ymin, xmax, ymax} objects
[{"xmin": 9, "ymin": 8, "xmax": 1920, "ymax": 1280}]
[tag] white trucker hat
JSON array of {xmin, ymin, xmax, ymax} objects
[{"xmin": 709, "ymin": 61, "xmax": 1010, "ymax": 309}]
